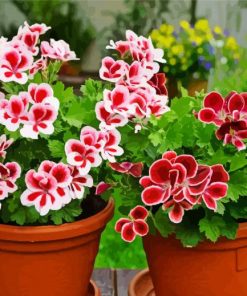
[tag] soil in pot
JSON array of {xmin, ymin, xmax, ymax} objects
[
  {"xmin": 0, "ymin": 195, "xmax": 114, "ymax": 296},
  {"xmin": 143, "ymin": 223, "xmax": 247, "ymax": 296}
]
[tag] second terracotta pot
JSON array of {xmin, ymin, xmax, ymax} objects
[
  {"xmin": 143, "ymin": 222, "xmax": 247, "ymax": 296},
  {"xmin": 0, "ymin": 198, "xmax": 114, "ymax": 296}
]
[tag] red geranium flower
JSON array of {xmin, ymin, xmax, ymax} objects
[
  {"xmin": 198, "ymin": 91, "xmax": 247, "ymax": 150},
  {"xmin": 115, "ymin": 205, "xmax": 149, "ymax": 242}
]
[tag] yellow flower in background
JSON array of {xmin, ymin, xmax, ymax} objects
[
  {"xmin": 180, "ymin": 20, "xmax": 190, "ymax": 30},
  {"xmin": 160, "ymin": 24, "xmax": 174, "ymax": 35},
  {"xmin": 171, "ymin": 44, "xmax": 184, "ymax": 55},
  {"xmin": 150, "ymin": 29, "xmax": 160, "ymax": 40},
  {"xmin": 169, "ymin": 58, "xmax": 177, "ymax": 66},
  {"xmin": 214, "ymin": 26, "xmax": 223, "ymax": 35},
  {"xmin": 150, "ymin": 19, "xmax": 240, "ymax": 76},
  {"xmin": 226, "ymin": 36, "xmax": 238, "ymax": 50},
  {"xmin": 195, "ymin": 19, "xmax": 210, "ymax": 32}
]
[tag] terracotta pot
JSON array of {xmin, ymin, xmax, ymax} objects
[
  {"xmin": 89, "ymin": 280, "xmax": 101, "ymax": 296},
  {"xmin": 0, "ymin": 198, "xmax": 114, "ymax": 296},
  {"xmin": 143, "ymin": 222, "xmax": 247, "ymax": 296},
  {"xmin": 128, "ymin": 269, "xmax": 154, "ymax": 296},
  {"xmin": 188, "ymin": 79, "xmax": 208, "ymax": 96}
]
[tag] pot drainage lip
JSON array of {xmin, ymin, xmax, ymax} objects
[
  {"xmin": 128, "ymin": 269, "xmax": 155, "ymax": 296},
  {"xmin": 88, "ymin": 279, "xmax": 101, "ymax": 296}
]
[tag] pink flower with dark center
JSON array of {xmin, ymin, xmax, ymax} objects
[
  {"xmin": 65, "ymin": 139, "xmax": 102, "ymax": 175},
  {"xmin": 109, "ymin": 161, "xmax": 143, "ymax": 177},
  {"xmin": 29, "ymin": 57, "xmax": 47, "ymax": 77},
  {"xmin": 95, "ymin": 181, "xmax": 111, "ymax": 195},
  {"xmin": 41, "ymin": 39, "xmax": 78, "ymax": 62},
  {"xmin": 14, "ymin": 25, "xmax": 40, "ymax": 55},
  {"xmin": 0, "ymin": 134, "xmax": 14, "ymax": 159},
  {"xmin": 99, "ymin": 56, "xmax": 127, "ymax": 83},
  {"xmin": 198, "ymin": 91, "xmax": 247, "ymax": 150},
  {"xmin": 115, "ymin": 205, "xmax": 149, "ymax": 242},
  {"xmin": 0, "ymin": 93, "xmax": 30, "ymax": 131},
  {"xmin": 95, "ymin": 101, "xmax": 128, "ymax": 130},
  {"xmin": 106, "ymin": 40, "xmax": 130, "ymax": 57},
  {"xmin": 20, "ymin": 103, "xmax": 58, "ymax": 139},
  {"xmin": 68, "ymin": 166, "xmax": 93, "ymax": 199},
  {"xmin": 21, "ymin": 161, "xmax": 72, "ymax": 215},
  {"xmin": 103, "ymin": 85, "xmax": 130, "ymax": 115},
  {"xmin": 24, "ymin": 22, "xmax": 51, "ymax": 35},
  {"xmin": 28, "ymin": 83, "xmax": 59, "ymax": 110},
  {"xmin": 0, "ymin": 46, "xmax": 33, "ymax": 84},
  {"xmin": 0, "ymin": 162, "xmax": 21, "ymax": 206},
  {"xmin": 101, "ymin": 129, "xmax": 124, "ymax": 162},
  {"xmin": 80, "ymin": 126, "xmax": 105, "ymax": 151}
]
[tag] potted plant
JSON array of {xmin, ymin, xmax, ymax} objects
[
  {"xmin": 0, "ymin": 22, "xmax": 115, "ymax": 296},
  {"xmin": 95, "ymin": 30, "xmax": 246, "ymax": 295},
  {"xmin": 150, "ymin": 19, "xmax": 240, "ymax": 97}
]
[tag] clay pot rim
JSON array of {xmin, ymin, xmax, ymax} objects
[
  {"xmin": 0, "ymin": 198, "xmax": 114, "ymax": 242},
  {"xmin": 128, "ymin": 269, "xmax": 151, "ymax": 296}
]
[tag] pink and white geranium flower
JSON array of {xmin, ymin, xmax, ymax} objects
[
  {"xmin": 28, "ymin": 83, "xmax": 59, "ymax": 110},
  {"xmin": 21, "ymin": 161, "xmax": 72, "ymax": 216},
  {"xmin": 65, "ymin": 139, "xmax": 102, "ymax": 175},
  {"xmin": 20, "ymin": 103, "xmax": 58, "ymax": 139},
  {"xmin": 101, "ymin": 129, "xmax": 124, "ymax": 162},
  {"xmin": 0, "ymin": 135, "xmax": 14, "ymax": 159},
  {"xmin": 41, "ymin": 39, "xmax": 78, "ymax": 62},
  {"xmin": 0, "ymin": 162, "xmax": 21, "ymax": 208},
  {"xmin": 68, "ymin": 166, "xmax": 93, "ymax": 199},
  {"xmin": 0, "ymin": 93, "xmax": 30, "ymax": 131},
  {"xmin": 115, "ymin": 205, "xmax": 149, "ymax": 242},
  {"xmin": 0, "ymin": 46, "xmax": 33, "ymax": 84}
]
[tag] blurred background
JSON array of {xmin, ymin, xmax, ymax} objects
[{"xmin": 1, "ymin": 0, "xmax": 247, "ymax": 269}]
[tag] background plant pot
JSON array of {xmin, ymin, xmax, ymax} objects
[
  {"xmin": 143, "ymin": 222, "xmax": 247, "ymax": 296},
  {"xmin": 0, "ymin": 198, "xmax": 114, "ymax": 296},
  {"xmin": 188, "ymin": 79, "xmax": 208, "ymax": 96}
]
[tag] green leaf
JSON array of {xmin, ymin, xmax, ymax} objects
[
  {"xmin": 50, "ymin": 200, "xmax": 83, "ymax": 225},
  {"xmin": 63, "ymin": 100, "xmax": 84, "ymax": 128},
  {"xmin": 227, "ymin": 170, "xmax": 247, "ymax": 201},
  {"xmin": 170, "ymin": 97, "xmax": 193, "ymax": 118},
  {"xmin": 154, "ymin": 208, "xmax": 174, "ymax": 237},
  {"xmin": 229, "ymin": 152, "xmax": 247, "ymax": 172},
  {"xmin": 199, "ymin": 216, "xmax": 226, "ymax": 242},
  {"xmin": 48, "ymin": 140, "xmax": 65, "ymax": 158},
  {"xmin": 228, "ymin": 197, "xmax": 247, "ymax": 219},
  {"xmin": 148, "ymin": 130, "xmax": 165, "ymax": 147},
  {"xmin": 195, "ymin": 122, "xmax": 215, "ymax": 148},
  {"xmin": 176, "ymin": 218, "xmax": 203, "ymax": 247},
  {"xmin": 10, "ymin": 208, "xmax": 26, "ymax": 225}
]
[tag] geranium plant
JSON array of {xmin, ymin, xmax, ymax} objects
[{"xmin": 0, "ymin": 23, "xmax": 246, "ymax": 250}]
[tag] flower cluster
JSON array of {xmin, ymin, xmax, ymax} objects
[
  {"xmin": 151, "ymin": 19, "xmax": 240, "ymax": 78},
  {"xmin": 97, "ymin": 30, "xmax": 169, "ymax": 132},
  {"xmin": 115, "ymin": 206, "xmax": 149, "ymax": 242},
  {"xmin": 198, "ymin": 91, "xmax": 247, "ymax": 151},
  {"xmin": 21, "ymin": 160, "xmax": 93, "ymax": 216},
  {"xmin": 0, "ymin": 83, "xmax": 59, "ymax": 139},
  {"xmin": 0, "ymin": 134, "xmax": 21, "ymax": 208},
  {"xmin": 139, "ymin": 151, "xmax": 229, "ymax": 223},
  {"xmin": 0, "ymin": 22, "xmax": 77, "ymax": 84}
]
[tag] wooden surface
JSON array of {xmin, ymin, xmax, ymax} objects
[{"xmin": 92, "ymin": 269, "xmax": 140, "ymax": 296}]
